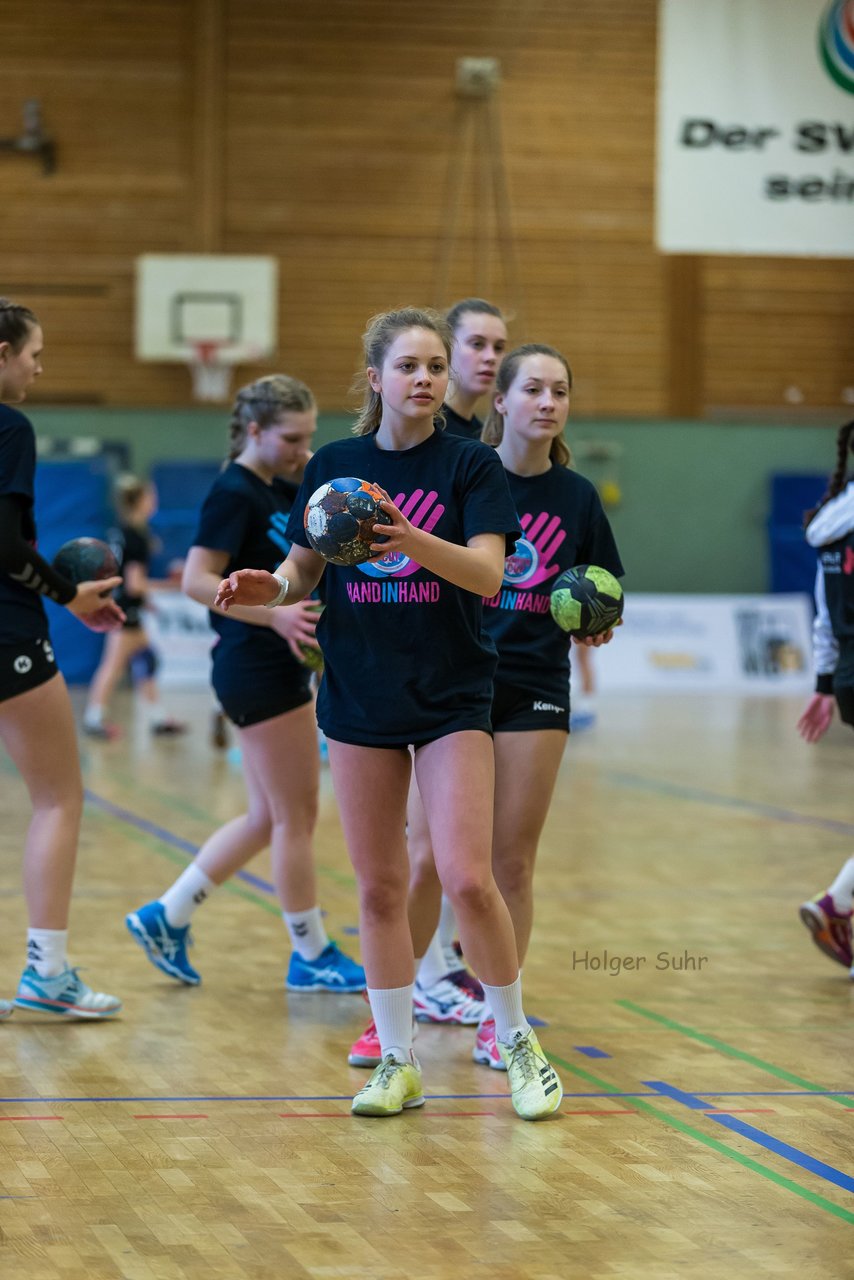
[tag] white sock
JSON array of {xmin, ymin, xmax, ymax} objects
[
  {"xmin": 828, "ymin": 857, "xmax": 854, "ymax": 913},
  {"xmin": 159, "ymin": 865, "xmax": 217, "ymax": 927},
  {"xmin": 438, "ymin": 896, "xmax": 457, "ymax": 949},
  {"xmin": 283, "ymin": 907, "xmax": 329, "ymax": 962},
  {"xmin": 368, "ymin": 984, "xmax": 415, "ymax": 1062},
  {"xmin": 83, "ymin": 705, "xmax": 104, "ymax": 728},
  {"xmin": 416, "ymin": 930, "xmax": 450, "ymax": 989},
  {"xmin": 27, "ymin": 928, "xmax": 68, "ymax": 978},
  {"xmin": 480, "ymin": 974, "xmax": 530, "ymax": 1043}
]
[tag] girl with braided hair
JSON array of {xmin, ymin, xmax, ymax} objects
[
  {"xmin": 797, "ymin": 420, "xmax": 854, "ymax": 971},
  {"xmin": 126, "ymin": 374, "xmax": 365, "ymax": 995}
]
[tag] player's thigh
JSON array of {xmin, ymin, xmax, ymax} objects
[
  {"xmin": 0, "ymin": 672, "xmax": 82, "ymax": 803},
  {"xmin": 413, "ymin": 730, "xmax": 495, "ymax": 875},
  {"xmin": 326, "ymin": 739, "xmax": 411, "ymax": 885},
  {"xmin": 239, "ymin": 700, "xmax": 319, "ymax": 824},
  {"xmin": 492, "ymin": 729, "xmax": 567, "ymax": 852}
]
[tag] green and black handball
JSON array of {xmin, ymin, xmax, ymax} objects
[{"xmin": 549, "ymin": 565, "xmax": 623, "ymax": 638}]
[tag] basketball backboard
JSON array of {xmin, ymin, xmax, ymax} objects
[{"xmin": 135, "ymin": 254, "xmax": 278, "ymax": 365}]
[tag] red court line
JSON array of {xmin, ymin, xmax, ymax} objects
[
  {"xmin": 133, "ymin": 1114, "xmax": 209, "ymax": 1120},
  {"xmin": 278, "ymin": 1111, "xmax": 496, "ymax": 1119},
  {"xmin": 702, "ymin": 1109, "xmax": 777, "ymax": 1115},
  {"xmin": 0, "ymin": 1116, "xmax": 63, "ymax": 1122}
]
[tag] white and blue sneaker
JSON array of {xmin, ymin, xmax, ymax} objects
[
  {"xmin": 286, "ymin": 942, "xmax": 366, "ymax": 993},
  {"xmin": 126, "ymin": 900, "xmax": 201, "ymax": 985},
  {"xmin": 14, "ymin": 965, "xmax": 121, "ymax": 1019}
]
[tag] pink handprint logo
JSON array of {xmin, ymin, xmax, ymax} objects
[
  {"xmin": 504, "ymin": 512, "xmax": 566, "ymax": 589},
  {"xmin": 358, "ymin": 489, "xmax": 445, "ymax": 579}
]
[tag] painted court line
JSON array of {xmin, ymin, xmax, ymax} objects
[
  {"xmin": 546, "ymin": 1050, "xmax": 854, "ymax": 1226},
  {"xmin": 604, "ymin": 769, "xmax": 854, "ymax": 838},
  {"xmin": 619, "ymin": 1000, "xmax": 854, "ymax": 1108},
  {"xmin": 647, "ymin": 1080, "xmax": 854, "ymax": 1197}
]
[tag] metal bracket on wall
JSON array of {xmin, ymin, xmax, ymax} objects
[{"xmin": 0, "ymin": 100, "xmax": 56, "ymax": 175}]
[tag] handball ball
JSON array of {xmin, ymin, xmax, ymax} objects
[
  {"xmin": 550, "ymin": 565, "xmax": 624, "ymax": 638},
  {"xmin": 52, "ymin": 536, "xmax": 119, "ymax": 585},
  {"xmin": 304, "ymin": 477, "xmax": 391, "ymax": 567}
]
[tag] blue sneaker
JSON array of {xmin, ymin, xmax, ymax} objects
[
  {"xmin": 286, "ymin": 942, "xmax": 366, "ymax": 992},
  {"xmin": 126, "ymin": 900, "xmax": 201, "ymax": 985},
  {"xmin": 14, "ymin": 965, "xmax": 121, "ymax": 1019}
]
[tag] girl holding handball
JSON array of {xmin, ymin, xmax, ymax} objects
[
  {"xmin": 126, "ymin": 375, "xmax": 364, "ymax": 995},
  {"xmin": 797, "ymin": 420, "xmax": 854, "ymax": 970},
  {"xmin": 404, "ymin": 343, "xmax": 623, "ymax": 1069},
  {"xmin": 0, "ymin": 299, "xmax": 123, "ymax": 1018},
  {"xmin": 216, "ymin": 308, "xmax": 563, "ymax": 1120}
]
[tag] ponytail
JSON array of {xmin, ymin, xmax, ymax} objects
[{"xmin": 805, "ymin": 420, "xmax": 854, "ymax": 526}]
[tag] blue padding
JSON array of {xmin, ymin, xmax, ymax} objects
[
  {"xmin": 150, "ymin": 460, "xmax": 222, "ymax": 575},
  {"xmin": 34, "ymin": 461, "xmax": 113, "ymax": 684},
  {"xmin": 767, "ymin": 473, "xmax": 827, "ymax": 596}
]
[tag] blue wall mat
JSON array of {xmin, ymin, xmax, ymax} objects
[
  {"xmin": 34, "ymin": 461, "xmax": 113, "ymax": 684},
  {"xmin": 768, "ymin": 473, "xmax": 826, "ymax": 596},
  {"xmin": 149, "ymin": 460, "xmax": 222, "ymax": 576}
]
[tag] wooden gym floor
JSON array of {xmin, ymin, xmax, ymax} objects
[{"xmin": 1, "ymin": 686, "xmax": 852, "ymax": 1279}]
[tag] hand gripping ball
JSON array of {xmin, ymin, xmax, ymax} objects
[
  {"xmin": 549, "ymin": 564, "xmax": 624, "ymax": 638},
  {"xmin": 304, "ymin": 477, "xmax": 391, "ymax": 567},
  {"xmin": 52, "ymin": 536, "xmax": 120, "ymax": 585}
]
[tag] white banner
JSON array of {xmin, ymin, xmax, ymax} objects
[
  {"xmin": 146, "ymin": 590, "xmax": 215, "ymax": 689},
  {"xmin": 657, "ymin": 0, "xmax": 854, "ymax": 256},
  {"xmin": 593, "ymin": 594, "xmax": 814, "ymax": 692}
]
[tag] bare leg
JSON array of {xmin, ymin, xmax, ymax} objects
[
  {"xmin": 405, "ymin": 773, "xmax": 443, "ymax": 958},
  {"xmin": 326, "ymin": 740, "xmax": 412, "ymax": 987},
  {"xmin": 239, "ymin": 701, "xmax": 319, "ymax": 911},
  {"xmin": 85, "ymin": 628, "xmax": 148, "ymax": 717},
  {"xmin": 0, "ymin": 674, "xmax": 83, "ymax": 929},
  {"xmin": 414, "ymin": 731, "xmax": 518, "ymax": 986},
  {"xmin": 492, "ymin": 730, "xmax": 567, "ymax": 965}
]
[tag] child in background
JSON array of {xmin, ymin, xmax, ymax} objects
[{"xmin": 83, "ymin": 474, "xmax": 186, "ymax": 739}]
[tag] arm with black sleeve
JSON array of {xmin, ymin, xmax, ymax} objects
[{"xmin": 0, "ymin": 493, "xmax": 76, "ymax": 604}]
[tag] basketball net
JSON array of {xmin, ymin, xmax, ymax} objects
[{"xmin": 189, "ymin": 341, "xmax": 232, "ymax": 403}]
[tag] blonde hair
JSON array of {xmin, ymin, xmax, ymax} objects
[
  {"xmin": 228, "ymin": 374, "xmax": 315, "ymax": 460},
  {"xmin": 352, "ymin": 307, "xmax": 453, "ymax": 435},
  {"xmin": 482, "ymin": 343, "xmax": 573, "ymax": 468},
  {"xmin": 113, "ymin": 473, "xmax": 149, "ymax": 521}
]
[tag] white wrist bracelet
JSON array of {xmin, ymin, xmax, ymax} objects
[{"xmin": 265, "ymin": 573, "xmax": 290, "ymax": 608}]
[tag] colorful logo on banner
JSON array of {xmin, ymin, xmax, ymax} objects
[{"xmin": 819, "ymin": 0, "xmax": 854, "ymax": 94}]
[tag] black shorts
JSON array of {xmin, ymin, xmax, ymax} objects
[
  {"xmin": 211, "ymin": 645, "xmax": 313, "ymax": 729},
  {"xmin": 0, "ymin": 637, "xmax": 58, "ymax": 704},
  {"xmin": 836, "ymin": 686, "xmax": 854, "ymax": 728},
  {"xmin": 491, "ymin": 680, "xmax": 570, "ymax": 733}
]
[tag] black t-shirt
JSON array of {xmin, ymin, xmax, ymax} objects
[
  {"xmin": 111, "ymin": 523, "xmax": 151, "ymax": 615},
  {"xmin": 442, "ymin": 404, "xmax": 483, "ymax": 441},
  {"xmin": 0, "ymin": 405, "xmax": 47, "ymax": 644},
  {"xmin": 193, "ymin": 461, "xmax": 303, "ymax": 673},
  {"xmin": 818, "ymin": 533, "xmax": 854, "ymax": 685},
  {"xmin": 286, "ymin": 429, "xmax": 520, "ymax": 745},
  {"xmin": 483, "ymin": 464, "xmax": 624, "ymax": 698}
]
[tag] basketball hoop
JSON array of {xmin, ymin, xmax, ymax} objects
[{"xmin": 188, "ymin": 341, "xmax": 232, "ymax": 403}]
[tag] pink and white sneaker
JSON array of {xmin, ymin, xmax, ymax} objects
[
  {"xmin": 472, "ymin": 1016, "xmax": 506, "ymax": 1071},
  {"xmin": 348, "ymin": 1018, "xmax": 382, "ymax": 1068},
  {"xmin": 799, "ymin": 893, "xmax": 853, "ymax": 968}
]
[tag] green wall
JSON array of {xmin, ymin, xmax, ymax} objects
[{"xmin": 29, "ymin": 406, "xmax": 835, "ymax": 594}]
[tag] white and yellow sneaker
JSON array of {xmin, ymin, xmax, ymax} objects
[
  {"xmin": 499, "ymin": 1028, "xmax": 563, "ymax": 1120},
  {"xmin": 351, "ymin": 1053, "xmax": 424, "ymax": 1117}
]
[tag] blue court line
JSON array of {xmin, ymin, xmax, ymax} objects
[
  {"xmin": 0, "ymin": 1088, "xmax": 851, "ymax": 1105},
  {"xmin": 574, "ymin": 1046, "xmax": 611, "ymax": 1058},
  {"xmin": 84, "ymin": 789, "xmax": 277, "ymax": 895},
  {"xmin": 646, "ymin": 1080, "xmax": 854, "ymax": 1197},
  {"xmin": 606, "ymin": 770, "xmax": 854, "ymax": 838}
]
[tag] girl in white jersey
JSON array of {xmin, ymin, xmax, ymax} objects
[{"xmin": 797, "ymin": 421, "xmax": 854, "ymax": 972}]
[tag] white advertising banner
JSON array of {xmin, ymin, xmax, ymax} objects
[
  {"xmin": 657, "ymin": 0, "xmax": 854, "ymax": 256},
  {"xmin": 146, "ymin": 591, "xmax": 215, "ymax": 689},
  {"xmin": 593, "ymin": 594, "xmax": 814, "ymax": 692}
]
